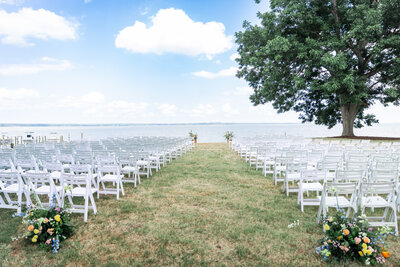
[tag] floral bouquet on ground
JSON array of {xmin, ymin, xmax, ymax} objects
[
  {"xmin": 13, "ymin": 194, "xmax": 74, "ymax": 253},
  {"xmin": 316, "ymin": 211, "xmax": 393, "ymax": 265}
]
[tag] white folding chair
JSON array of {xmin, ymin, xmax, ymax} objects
[
  {"xmin": 359, "ymin": 182, "xmax": 398, "ymax": 235},
  {"xmin": 317, "ymin": 182, "xmax": 358, "ymax": 223},
  {"xmin": 21, "ymin": 172, "xmax": 62, "ymax": 207},
  {"xmin": 283, "ymin": 161, "xmax": 307, "ymax": 196},
  {"xmin": 273, "ymin": 156, "xmax": 293, "ymax": 185},
  {"xmin": 97, "ymin": 165, "xmax": 124, "ymax": 200},
  {"xmin": 298, "ymin": 170, "xmax": 326, "ymax": 212},
  {"xmin": 0, "ymin": 171, "xmax": 30, "ymax": 212},
  {"xmin": 61, "ymin": 173, "xmax": 97, "ymax": 222},
  {"xmin": 136, "ymin": 159, "xmax": 151, "ymax": 179},
  {"xmin": 43, "ymin": 161, "xmax": 64, "ymax": 183}
]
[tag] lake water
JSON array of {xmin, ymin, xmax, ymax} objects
[{"xmin": 1, "ymin": 123, "xmax": 400, "ymax": 143}]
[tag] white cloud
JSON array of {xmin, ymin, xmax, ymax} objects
[
  {"xmin": 0, "ymin": 0, "xmax": 23, "ymax": 5},
  {"xmin": 0, "ymin": 8, "xmax": 77, "ymax": 46},
  {"xmin": 54, "ymin": 91, "xmax": 150, "ymax": 118},
  {"xmin": 115, "ymin": 8, "xmax": 233, "ymax": 59},
  {"xmin": 81, "ymin": 91, "xmax": 104, "ymax": 104},
  {"xmin": 222, "ymin": 103, "xmax": 239, "ymax": 115},
  {"xmin": 223, "ymin": 86, "xmax": 253, "ymax": 96},
  {"xmin": 84, "ymin": 0, "xmax": 91, "ymax": 3},
  {"xmin": 158, "ymin": 104, "xmax": 177, "ymax": 116},
  {"xmin": 0, "ymin": 57, "xmax": 72, "ymax": 75},
  {"xmin": 191, "ymin": 66, "xmax": 237, "ymax": 79},
  {"xmin": 230, "ymin": 53, "xmax": 239, "ymax": 61},
  {"xmin": 140, "ymin": 7, "xmax": 149, "ymax": 15},
  {"xmin": 0, "ymin": 88, "xmax": 39, "ymax": 99},
  {"xmin": 106, "ymin": 100, "xmax": 148, "ymax": 115},
  {"xmin": 0, "ymin": 88, "xmax": 40, "ymax": 110},
  {"xmin": 191, "ymin": 104, "xmax": 217, "ymax": 117}
]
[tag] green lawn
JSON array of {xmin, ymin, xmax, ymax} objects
[{"xmin": 0, "ymin": 143, "xmax": 399, "ymax": 266}]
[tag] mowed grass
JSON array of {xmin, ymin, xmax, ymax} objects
[{"xmin": 0, "ymin": 143, "xmax": 399, "ymax": 266}]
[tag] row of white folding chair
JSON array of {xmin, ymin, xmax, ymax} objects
[
  {"xmin": 0, "ymin": 171, "xmax": 30, "ymax": 213},
  {"xmin": 316, "ymin": 181, "xmax": 398, "ymax": 235}
]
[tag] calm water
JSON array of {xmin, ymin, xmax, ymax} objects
[{"xmin": 1, "ymin": 123, "xmax": 400, "ymax": 143}]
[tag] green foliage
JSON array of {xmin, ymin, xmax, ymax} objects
[
  {"xmin": 224, "ymin": 131, "xmax": 234, "ymax": 141},
  {"xmin": 189, "ymin": 130, "xmax": 198, "ymax": 140},
  {"xmin": 236, "ymin": 0, "xmax": 400, "ymax": 133}
]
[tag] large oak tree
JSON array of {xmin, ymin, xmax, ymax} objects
[{"xmin": 235, "ymin": 0, "xmax": 400, "ymax": 136}]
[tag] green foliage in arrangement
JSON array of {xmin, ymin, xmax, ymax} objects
[
  {"xmin": 224, "ymin": 131, "xmax": 234, "ymax": 141},
  {"xmin": 13, "ymin": 194, "xmax": 74, "ymax": 254},
  {"xmin": 235, "ymin": 0, "xmax": 400, "ymax": 136},
  {"xmin": 189, "ymin": 130, "xmax": 198, "ymax": 140},
  {"xmin": 317, "ymin": 211, "xmax": 394, "ymax": 265}
]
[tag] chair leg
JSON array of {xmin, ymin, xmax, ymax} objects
[
  {"xmin": 84, "ymin": 195, "xmax": 89, "ymax": 222},
  {"xmin": 90, "ymin": 193, "xmax": 97, "ymax": 214}
]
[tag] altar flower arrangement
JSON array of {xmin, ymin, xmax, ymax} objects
[
  {"xmin": 316, "ymin": 210, "xmax": 394, "ymax": 265},
  {"xmin": 13, "ymin": 194, "xmax": 74, "ymax": 253}
]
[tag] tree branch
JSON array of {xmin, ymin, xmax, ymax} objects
[{"xmin": 332, "ymin": 0, "xmax": 341, "ymax": 39}]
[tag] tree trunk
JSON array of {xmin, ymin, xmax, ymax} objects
[{"xmin": 340, "ymin": 103, "xmax": 359, "ymax": 137}]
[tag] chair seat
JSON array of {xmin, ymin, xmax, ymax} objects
[
  {"xmin": 99, "ymin": 174, "xmax": 123, "ymax": 182},
  {"xmin": 362, "ymin": 196, "xmax": 389, "ymax": 208},
  {"xmin": 286, "ymin": 173, "xmax": 301, "ymax": 180},
  {"xmin": 317, "ymin": 196, "xmax": 353, "ymax": 207},
  {"xmin": 2, "ymin": 183, "xmax": 28, "ymax": 193},
  {"xmin": 67, "ymin": 187, "xmax": 98, "ymax": 196},
  {"xmin": 301, "ymin": 183, "xmax": 323, "ymax": 191},
  {"xmin": 137, "ymin": 160, "xmax": 149, "ymax": 165},
  {"xmin": 122, "ymin": 166, "xmax": 136, "ymax": 172},
  {"xmin": 50, "ymin": 171, "xmax": 61, "ymax": 179},
  {"xmin": 35, "ymin": 185, "xmax": 63, "ymax": 194}
]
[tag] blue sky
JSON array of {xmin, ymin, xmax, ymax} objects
[{"xmin": 0, "ymin": 0, "xmax": 398, "ymax": 124}]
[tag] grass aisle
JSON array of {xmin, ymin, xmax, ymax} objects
[{"xmin": 1, "ymin": 143, "xmax": 399, "ymax": 266}]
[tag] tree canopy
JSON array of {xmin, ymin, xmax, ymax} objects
[{"xmin": 235, "ymin": 0, "xmax": 400, "ymax": 136}]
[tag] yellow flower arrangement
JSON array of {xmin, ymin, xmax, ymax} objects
[
  {"xmin": 32, "ymin": 237, "xmax": 37, "ymax": 243},
  {"xmin": 34, "ymin": 229, "xmax": 39, "ymax": 234},
  {"xmin": 54, "ymin": 215, "xmax": 61, "ymax": 222},
  {"xmin": 323, "ymin": 224, "xmax": 330, "ymax": 231},
  {"xmin": 358, "ymin": 251, "xmax": 363, "ymax": 256}
]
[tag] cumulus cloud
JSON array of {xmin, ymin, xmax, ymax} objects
[
  {"xmin": 115, "ymin": 8, "xmax": 233, "ymax": 59},
  {"xmin": 0, "ymin": 8, "xmax": 77, "ymax": 46},
  {"xmin": 81, "ymin": 91, "xmax": 104, "ymax": 104},
  {"xmin": 191, "ymin": 66, "xmax": 237, "ymax": 79},
  {"xmin": 0, "ymin": 88, "xmax": 40, "ymax": 110},
  {"xmin": 0, "ymin": 0, "xmax": 23, "ymax": 5},
  {"xmin": 0, "ymin": 57, "xmax": 72, "ymax": 75},
  {"xmin": 223, "ymin": 86, "xmax": 253, "ymax": 96},
  {"xmin": 106, "ymin": 100, "xmax": 148, "ymax": 115},
  {"xmin": 0, "ymin": 88, "xmax": 39, "ymax": 99},
  {"xmin": 191, "ymin": 104, "xmax": 217, "ymax": 117},
  {"xmin": 222, "ymin": 103, "xmax": 240, "ymax": 115},
  {"xmin": 158, "ymin": 104, "xmax": 177, "ymax": 116},
  {"xmin": 55, "ymin": 91, "xmax": 149, "ymax": 118},
  {"xmin": 230, "ymin": 53, "xmax": 239, "ymax": 61}
]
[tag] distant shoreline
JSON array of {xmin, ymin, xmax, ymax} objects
[
  {"xmin": 0, "ymin": 122, "xmax": 303, "ymax": 127},
  {"xmin": 0, "ymin": 122, "xmax": 398, "ymax": 127}
]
